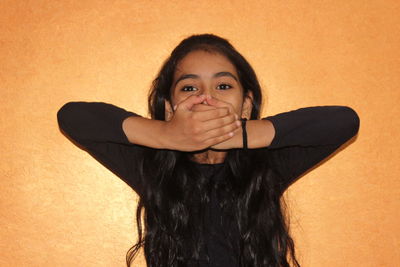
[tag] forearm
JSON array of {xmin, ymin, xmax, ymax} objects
[
  {"xmin": 212, "ymin": 106, "xmax": 360, "ymax": 150},
  {"xmin": 264, "ymin": 106, "xmax": 360, "ymax": 149},
  {"xmin": 212, "ymin": 119, "xmax": 276, "ymax": 149},
  {"xmin": 122, "ymin": 116, "xmax": 169, "ymax": 149}
]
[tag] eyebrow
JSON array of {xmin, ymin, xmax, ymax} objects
[{"xmin": 173, "ymin": 71, "xmax": 238, "ymax": 87}]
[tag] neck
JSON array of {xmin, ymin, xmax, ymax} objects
[{"xmin": 191, "ymin": 150, "xmax": 227, "ymax": 164}]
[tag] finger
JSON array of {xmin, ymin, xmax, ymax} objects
[
  {"xmin": 202, "ymin": 113, "xmax": 241, "ymax": 130},
  {"xmin": 192, "ymin": 107, "xmax": 232, "ymax": 122},
  {"xmin": 177, "ymin": 94, "xmax": 207, "ymax": 111},
  {"xmin": 204, "ymin": 96, "xmax": 235, "ymax": 114},
  {"xmin": 210, "ymin": 127, "xmax": 242, "ymax": 149},
  {"xmin": 201, "ymin": 119, "xmax": 240, "ymax": 140},
  {"xmin": 191, "ymin": 103, "xmax": 217, "ymax": 112},
  {"xmin": 201, "ymin": 127, "xmax": 238, "ymax": 147}
]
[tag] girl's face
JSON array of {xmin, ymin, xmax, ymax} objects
[{"xmin": 167, "ymin": 50, "xmax": 252, "ymax": 117}]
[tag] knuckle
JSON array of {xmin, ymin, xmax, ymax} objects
[
  {"xmin": 192, "ymin": 125, "xmax": 200, "ymax": 134},
  {"xmin": 218, "ymin": 128, "xmax": 226, "ymax": 135},
  {"xmin": 191, "ymin": 113, "xmax": 199, "ymax": 120},
  {"xmin": 226, "ymin": 124, "xmax": 234, "ymax": 132},
  {"xmin": 224, "ymin": 116, "xmax": 232, "ymax": 125},
  {"xmin": 219, "ymin": 117, "xmax": 227, "ymax": 126},
  {"xmin": 219, "ymin": 135, "xmax": 228, "ymax": 143},
  {"xmin": 226, "ymin": 115, "xmax": 233, "ymax": 123},
  {"xmin": 193, "ymin": 136, "xmax": 201, "ymax": 143},
  {"xmin": 215, "ymin": 136, "xmax": 224, "ymax": 142},
  {"xmin": 219, "ymin": 108, "xmax": 228, "ymax": 116}
]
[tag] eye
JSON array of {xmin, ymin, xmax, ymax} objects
[
  {"xmin": 217, "ymin": 84, "xmax": 232, "ymax": 90},
  {"xmin": 181, "ymin": 85, "xmax": 198, "ymax": 92}
]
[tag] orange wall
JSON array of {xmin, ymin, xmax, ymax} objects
[{"xmin": 1, "ymin": 1, "xmax": 399, "ymax": 266}]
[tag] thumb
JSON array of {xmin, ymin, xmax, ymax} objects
[{"xmin": 179, "ymin": 94, "xmax": 207, "ymax": 111}]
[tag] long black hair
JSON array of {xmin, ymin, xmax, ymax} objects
[{"xmin": 126, "ymin": 34, "xmax": 300, "ymax": 267}]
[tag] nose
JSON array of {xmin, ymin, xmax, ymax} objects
[{"xmin": 198, "ymin": 83, "xmax": 215, "ymax": 101}]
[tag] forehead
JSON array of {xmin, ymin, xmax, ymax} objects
[{"xmin": 173, "ymin": 50, "xmax": 238, "ymax": 77}]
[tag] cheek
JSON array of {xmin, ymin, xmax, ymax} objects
[
  {"xmin": 223, "ymin": 96, "xmax": 243, "ymax": 115},
  {"xmin": 233, "ymin": 96, "xmax": 245, "ymax": 114},
  {"xmin": 170, "ymin": 95, "xmax": 180, "ymax": 106},
  {"xmin": 172, "ymin": 96, "xmax": 184, "ymax": 106}
]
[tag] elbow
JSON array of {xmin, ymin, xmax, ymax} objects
[
  {"xmin": 340, "ymin": 106, "xmax": 360, "ymax": 141},
  {"xmin": 57, "ymin": 102, "xmax": 74, "ymax": 129},
  {"xmin": 346, "ymin": 106, "xmax": 360, "ymax": 137},
  {"xmin": 57, "ymin": 102, "xmax": 83, "ymax": 136}
]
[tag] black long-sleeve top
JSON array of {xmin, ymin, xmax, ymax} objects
[{"xmin": 57, "ymin": 102, "xmax": 360, "ymax": 267}]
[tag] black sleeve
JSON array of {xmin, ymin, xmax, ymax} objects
[
  {"xmin": 57, "ymin": 101, "xmax": 143, "ymax": 195},
  {"xmin": 262, "ymin": 105, "xmax": 360, "ymax": 192}
]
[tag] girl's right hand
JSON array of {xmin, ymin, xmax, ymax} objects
[{"xmin": 163, "ymin": 94, "xmax": 240, "ymax": 151}]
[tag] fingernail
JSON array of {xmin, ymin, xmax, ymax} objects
[
  {"xmin": 173, "ymin": 105, "xmax": 177, "ymax": 111},
  {"xmin": 229, "ymin": 132, "xmax": 234, "ymax": 137},
  {"xmin": 236, "ymin": 120, "xmax": 241, "ymax": 127},
  {"xmin": 235, "ymin": 114, "xmax": 238, "ymax": 120}
]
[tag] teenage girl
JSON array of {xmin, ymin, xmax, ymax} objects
[{"xmin": 57, "ymin": 34, "xmax": 360, "ymax": 267}]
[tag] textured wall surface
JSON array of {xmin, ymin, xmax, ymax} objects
[{"xmin": 1, "ymin": 0, "xmax": 399, "ymax": 266}]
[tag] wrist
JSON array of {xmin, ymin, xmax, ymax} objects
[
  {"xmin": 210, "ymin": 126, "xmax": 242, "ymax": 150},
  {"xmin": 158, "ymin": 120, "xmax": 174, "ymax": 149}
]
